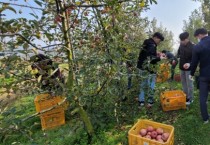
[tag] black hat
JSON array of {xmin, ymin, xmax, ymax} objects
[
  {"xmin": 194, "ymin": 28, "xmax": 208, "ymax": 37},
  {"xmin": 179, "ymin": 32, "xmax": 189, "ymax": 41},
  {"xmin": 153, "ymin": 32, "xmax": 164, "ymax": 41}
]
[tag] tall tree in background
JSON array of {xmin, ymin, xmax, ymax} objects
[
  {"xmin": 183, "ymin": 9, "xmax": 203, "ymax": 43},
  {"xmin": 192, "ymin": 0, "xmax": 210, "ymax": 30},
  {"xmin": 0, "ymin": 0, "xmax": 162, "ymax": 137}
]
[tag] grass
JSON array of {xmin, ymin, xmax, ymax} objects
[{"xmin": 1, "ymin": 77, "xmax": 210, "ymax": 145}]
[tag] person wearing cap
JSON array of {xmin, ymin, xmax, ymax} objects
[
  {"xmin": 137, "ymin": 32, "xmax": 166, "ymax": 107},
  {"xmin": 190, "ymin": 28, "xmax": 210, "ymax": 124},
  {"xmin": 161, "ymin": 50, "xmax": 178, "ymax": 81},
  {"xmin": 177, "ymin": 32, "xmax": 194, "ymax": 105}
]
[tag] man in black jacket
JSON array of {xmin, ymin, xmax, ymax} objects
[
  {"xmin": 190, "ymin": 28, "xmax": 210, "ymax": 124},
  {"xmin": 137, "ymin": 32, "xmax": 166, "ymax": 107},
  {"xmin": 177, "ymin": 32, "xmax": 194, "ymax": 105}
]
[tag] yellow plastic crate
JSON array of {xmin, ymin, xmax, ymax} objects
[
  {"xmin": 34, "ymin": 94, "xmax": 64, "ymax": 112},
  {"xmin": 128, "ymin": 119, "xmax": 174, "ymax": 145},
  {"xmin": 157, "ymin": 63, "xmax": 170, "ymax": 83},
  {"xmin": 160, "ymin": 90, "xmax": 186, "ymax": 111},
  {"xmin": 40, "ymin": 107, "xmax": 65, "ymax": 130}
]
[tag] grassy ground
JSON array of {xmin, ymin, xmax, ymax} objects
[{"xmin": 1, "ymin": 77, "xmax": 210, "ymax": 145}]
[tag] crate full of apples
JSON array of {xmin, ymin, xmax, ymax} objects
[{"xmin": 128, "ymin": 119, "xmax": 174, "ymax": 145}]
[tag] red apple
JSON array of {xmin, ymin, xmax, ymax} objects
[
  {"xmin": 139, "ymin": 128, "xmax": 147, "ymax": 136},
  {"xmin": 151, "ymin": 131, "xmax": 158, "ymax": 139},
  {"xmin": 162, "ymin": 132, "xmax": 170, "ymax": 142},
  {"xmin": 156, "ymin": 135, "xmax": 162, "ymax": 140},
  {"xmin": 147, "ymin": 126, "xmax": 154, "ymax": 132},
  {"xmin": 145, "ymin": 134, "xmax": 151, "ymax": 139},
  {"xmin": 156, "ymin": 128, "xmax": 164, "ymax": 135}
]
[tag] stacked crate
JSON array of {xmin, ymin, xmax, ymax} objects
[{"xmin": 34, "ymin": 94, "xmax": 65, "ymax": 130}]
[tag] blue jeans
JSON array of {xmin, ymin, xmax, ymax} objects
[
  {"xmin": 180, "ymin": 70, "xmax": 194, "ymax": 101},
  {"xmin": 138, "ymin": 70, "xmax": 156, "ymax": 103}
]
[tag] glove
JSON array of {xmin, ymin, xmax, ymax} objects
[{"xmin": 189, "ymin": 75, "xmax": 194, "ymax": 81}]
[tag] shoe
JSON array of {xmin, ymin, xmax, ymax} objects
[
  {"xmin": 139, "ymin": 101, "xmax": 145, "ymax": 107},
  {"xmin": 203, "ymin": 120, "xmax": 209, "ymax": 124},
  {"xmin": 147, "ymin": 103, "xmax": 153, "ymax": 108},
  {"xmin": 186, "ymin": 99, "xmax": 193, "ymax": 105}
]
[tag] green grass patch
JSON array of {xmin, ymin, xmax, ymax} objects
[{"xmin": 1, "ymin": 79, "xmax": 210, "ymax": 145}]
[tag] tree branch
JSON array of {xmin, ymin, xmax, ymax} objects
[
  {"xmin": 41, "ymin": 43, "xmax": 63, "ymax": 49},
  {"xmin": 0, "ymin": 33, "xmax": 41, "ymax": 50},
  {"xmin": 64, "ymin": 0, "xmax": 136, "ymax": 10},
  {"xmin": 22, "ymin": 97, "xmax": 67, "ymax": 122},
  {"xmin": 0, "ymin": 1, "xmax": 44, "ymax": 10}
]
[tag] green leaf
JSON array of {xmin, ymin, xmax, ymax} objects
[
  {"xmin": 38, "ymin": 75, "xmax": 42, "ymax": 83},
  {"xmin": 153, "ymin": 0, "xmax": 157, "ymax": 4},
  {"xmin": 23, "ymin": 43, "xmax": 29, "ymax": 49},
  {"xmin": 0, "ymin": 42, "xmax": 3, "ymax": 51},
  {"xmin": 5, "ymin": 6, "xmax": 17, "ymax": 14},
  {"xmin": 29, "ymin": 13, "xmax": 39, "ymax": 19},
  {"xmin": 19, "ymin": 9, "xmax": 22, "ymax": 14},
  {"xmin": 34, "ymin": 0, "xmax": 43, "ymax": 7},
  {"xmin": 17, "ymin": 50, "xmax": 27, "ymax": 54}
]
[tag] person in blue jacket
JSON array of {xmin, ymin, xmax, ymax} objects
[
  {"xmin": 137, "ymin": 32, "xmax": 166, "ymax": 107},
  {"xmin": 190, "ymin": 28, "xmax": 210, "ymax": 124}
]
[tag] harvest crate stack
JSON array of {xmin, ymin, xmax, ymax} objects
[
  {"xmin": 34, "ymin": 94, "xmax": 66, "ymax": 130},
  {"xmin": 128, "ymin": 119, "xmax": 174, "ymax": 145}
]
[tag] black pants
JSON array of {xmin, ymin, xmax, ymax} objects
[
  {"xmin": 170, "ymin": 61, "xmax": 177, "ymax": 80},
  {"xmin": 199, "ymin": 77, "xmax": 210, "ymax": 121}
]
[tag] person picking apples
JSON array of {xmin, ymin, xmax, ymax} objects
[
  {"xmin": 137, "ymin": 32, "xmax": 166, "ymax": 107},
  {"xmin": 161, "ymin": 50, "xmax": 178, "ymax": 81}
]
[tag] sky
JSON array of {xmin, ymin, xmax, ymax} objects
[{"xmin": 141, "ymin": 0, "xmax": 201, "ymax": 51}]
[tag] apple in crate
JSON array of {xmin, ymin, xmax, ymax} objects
[
  {"xmin": 139, "ymin": 128, "xmax": 147, "ymax": 136},
  {"xmin": 151, "ymin": 130, "xmax": 158, "ymax": 139},
  {"xmin": 156, "ymin": 127, "xmax": 164, "ymax": 135},
  {"xmin": 147, "ymin": 126, "xmax": 154, "ymax": 132},
  {"xmin": 162, "ymin": 132, "xmax": 170, "ymax": 142}
]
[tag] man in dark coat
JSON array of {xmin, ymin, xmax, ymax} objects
[
  {"xmin": 177, "ymin": 32, "xmax": 194, "ymax": 105},
  {"xmin": 190, "ymin": 28, "xmax": 210, "ymax": 124},
  {"xmin": 137, "ymin": 32, "xmax": 166, "ymax": 107}
]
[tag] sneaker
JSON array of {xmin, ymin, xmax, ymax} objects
[
  {"xmin": 139, "ymin": 101, "xmax": 145, "ymax": 107},
  {"xmin": 203, "ymin": 120, "xmax": 209, "ymax": 124},
  {"xmin": 147, "ymin": 102, "xmax": 153, "ymax": 108},
  {"xmin": 186, "ymin": 100, "xmax": 194, "ymax": 105}
]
